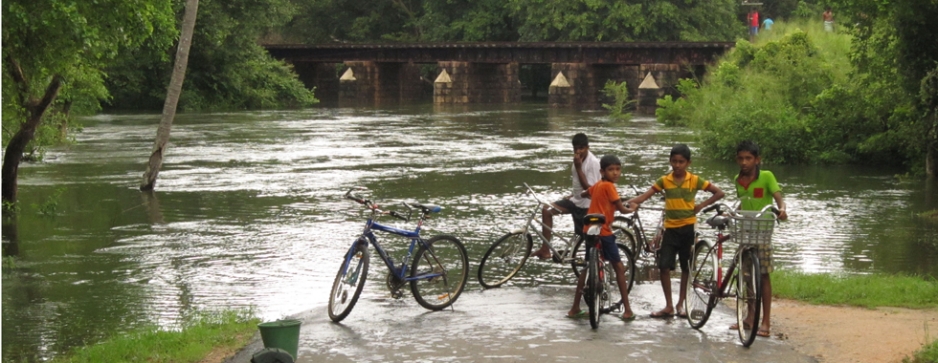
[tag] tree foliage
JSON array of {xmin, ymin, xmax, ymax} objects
[
  {"xmin": 2, "ymin": 0, "xmax": 176, "ymax": 204},
  {"xmin": 105, "ymin": 0, "xmax": 317, "ymax": 111}
]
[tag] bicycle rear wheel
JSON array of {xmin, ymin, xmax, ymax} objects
[
  {"xmin": 477, "ymin": 231, "xmax": 533, "ymax": 289},
  {"xmin": 328, "ymin": 242, "xmax": 370, "ymax": 322},
  {"xmin": 735, "ymin": 248, "xmax": 762, "ymax": 347},
  {"xmin": 685, "ymin": 240, "xmax": 717, "ymax": 329},
  {"xmin": 587, "ymin": 247, "xmax": 602, "ymax": 329},
  {"xmin": 410, "ymin": 235, "xmax": 469, "ymax": 311}
]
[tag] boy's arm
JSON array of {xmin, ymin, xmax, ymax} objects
[
  {"xmin": 625, "ymin": 188, "xmax": 657, "ymax": 207},
  {"xmin": 613, "ymin": 199, "xmax": 636, "ymax": 214},
  {"xmin": 772, "ymin": 191, "xmax": 788, "ymax": 220},
  {"xmin": 580, "ymin": 189, "xmax": 590, "ymax": 198},
  {"xmin": 694, "ymin": 183, "xmax": 725, "ymax": 214}
]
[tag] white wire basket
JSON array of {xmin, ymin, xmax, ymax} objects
[{"xmin": 732, "ymin": 210, "xmax": 775, "ymax": 245}]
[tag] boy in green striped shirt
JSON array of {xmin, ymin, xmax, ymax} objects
[{"xmin": 627, "ymin": 144, "xmax": 725, "ymax": 318}]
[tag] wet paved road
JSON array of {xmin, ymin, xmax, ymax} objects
[{"xmin": 228, "ymin": 280, "xmax": 817, "ymax": 363}]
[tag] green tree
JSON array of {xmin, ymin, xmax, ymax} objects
[
  {"xmin": 106, "ymin": 0, "xmax": 316, "ymax": 111},
  {"xmin": 507, "ymin": 0, "xmax": 742, "ymax": 42},
  {"xmin": 2, "ymin": 0, "xmax": 175, "ymax": 206},
  {"xmin": 833, "ymin": 0, "xmax": 938, "ymax": 175}
]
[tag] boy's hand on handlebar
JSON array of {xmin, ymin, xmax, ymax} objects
[{"xmin": 777, "ymin": 209, "xmax": 788, "ymax": 221}]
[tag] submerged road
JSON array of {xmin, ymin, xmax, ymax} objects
[{"xmin": 227, "ymin": 280, "xmax": 817, "ymax": 363}]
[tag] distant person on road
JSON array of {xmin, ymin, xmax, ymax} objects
[
  {"xmin": 749, "ymin": 9, "xmax": 760, "ymax": 39},
  {"xmin": 567, "ymin": 155, "xmax": 636, "ymax": 321},
  {"xmin": 531, "ymin": 133, "xmax": 601, "ymax": 260},
  {"xmin": 730, "ymin": 140, "xmax": 788, "ymax": 338},
  {"xmin": 823, "ymin": 7, "xmax": 835, "ymax": 32},
  {"xmin": 763, "ymin": 17, "xmax": 774, "ymax": 31},
  {"xmin": 627, "ymin": 144, "xmax": 724, "ymax": 319}
]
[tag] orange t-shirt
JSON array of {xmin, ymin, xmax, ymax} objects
[{"xmin": 583, "ymin": 180, "xmax": 620, "ymax": 236}]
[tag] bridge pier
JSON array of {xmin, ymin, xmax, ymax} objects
[
  {"xmin": 292, "ymin": 62, "xmax": 340, "ymax": 105},
  {"xmin": 434, "ymin": 62, "xmax": 521, "ymax": 104},
  {"xmin": 548, "ymin": 63, "xmax": 641, "ymax": 110},
  {"xmin": 338, "ymin": 61, "xmax": 428, "ymax": 106}
]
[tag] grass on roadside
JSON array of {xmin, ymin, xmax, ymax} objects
[
  {"xmin": 773, "ymin": 270, "xmax": 938, "ymax": 308},
  {"xmin": 774, "ymin": 271, "xmax": 938, "ymax": 362},
  {"xmin": 49, "ymin": 309, "xmax": 260, "ymax": 363},
  {"xmin": 904, "ymin": 339, "xmax": 938, "ymax": 363}
]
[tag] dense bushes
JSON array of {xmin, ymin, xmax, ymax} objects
[{"xmin": 656, "ymin": 20, "xmax": 918, "ymax": 167}]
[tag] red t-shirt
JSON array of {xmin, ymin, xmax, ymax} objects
[
  {"xmin": 751, "ymin": 12, "xmax": 760, "ymax": 27},
  {"xmin": 583, "ymin": 180, "xmax": 620, "ymax": 236}
]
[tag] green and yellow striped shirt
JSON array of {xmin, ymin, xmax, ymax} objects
[{"xmin": 652, "ymin": 172, "xmax": 711, "ymax": 228}]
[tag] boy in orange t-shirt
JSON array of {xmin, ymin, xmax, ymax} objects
[{"xmin": 567, "ymin": 155, "xmax": 636, "ymax": 321}]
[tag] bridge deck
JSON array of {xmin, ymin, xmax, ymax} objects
[{"xmin": 264, "ymin": 42, "xmax": 735, "ymax": 65}]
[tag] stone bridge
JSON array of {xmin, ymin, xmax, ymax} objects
[{"xmin": 263, "ymin": 42, "xmax": 734, "ymax": 111}]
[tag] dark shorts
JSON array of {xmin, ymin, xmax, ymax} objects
[
  {"xmin": 657, "ymin": 224, "xmax": 695, "ymax": 271},
  {"xmin": 553, "ymin": 198, "xmax": 588, "ymax": 236},
  {"xmin": 587, "ymin": 235, "xmax": 621, "ymax": 264}
]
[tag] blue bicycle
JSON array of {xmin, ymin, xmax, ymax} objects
[{"xmin": 328, "ymin": 188, "xmax": 469, "ymax": 322}]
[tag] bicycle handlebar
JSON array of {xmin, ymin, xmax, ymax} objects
[
  {"xmin": 345, "ymin": 187, "xmax": 442, "ymax": 221},
  {"xmin": 701, "ymin": 202, "xmax": 780, "ymax": 219}
]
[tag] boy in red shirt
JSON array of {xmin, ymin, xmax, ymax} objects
[{"xmin": 567, "ymin": 155, "xmax": 636, "ymax": 321}]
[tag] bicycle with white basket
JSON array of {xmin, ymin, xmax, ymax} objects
[{"xmin": 684, "ymin": 203, "xmax": 779, "ymax": 347}]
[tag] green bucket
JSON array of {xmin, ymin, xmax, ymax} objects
[{"xmin": 257, "ymin": 319, "xmax": 301, "ymax": 359}]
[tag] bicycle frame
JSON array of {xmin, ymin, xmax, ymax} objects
[
  {"xmin": 340, "ymin": 202, "xmax": 443, "ymax": 285},
  {"xmin": 515, "ymin": 183, "xmax": 582, "ymax": 262}
]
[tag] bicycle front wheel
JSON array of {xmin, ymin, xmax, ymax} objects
[
  {"xmin": 410, "ymin": 235, "xmax": 469, "ymax": 311},
  {"xmin": 477, "ymin": 232, "xmax": 533, "ymax": 289},
  {"xmin": 328, "ymin": 242, "xmax": 370, "ymax": 322},
  {"xmin": 587, "ymin": 247, "xmax": 602, "ymax": 329},
  {"xmin": 685, "ymin": 240, "xmax": 717, "ymax": 329},
  {"xmin": 599, "ymin": 243, "xmax": 635, "ymax": 314},
  {"xmin": 735, "ymin": 247, "xmax": 762, "ymax": 347}
]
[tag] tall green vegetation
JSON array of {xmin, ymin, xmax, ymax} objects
[
  {"xmin": 656, "ymin": 0, "xmax": 938, "ymax": 175},
  {"xmin": 278, "ymin": 0, "xmax": 745, "ymax": 43}
]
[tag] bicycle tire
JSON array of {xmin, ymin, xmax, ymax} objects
[
  {"xmin": 328, "ymin": 242, "xmax": 370, "ymax": 322},
  {"xmin": 685, "ymin": 240, "xmax": 717, "ymax": 329},
  {"xmin": 736, "ymin": 248, "xmax": 762, "ymax": 347},
  {"xmin": 587, "ymin": 247, "xmax": 602, "ymax": 329},
  {"xmin": 410, "ymin": 235, "xmax": 469, "ymax": 311},
  {"xmin": 477, "ymin": 231, "xmax": 533, "ymax": 289},
  {"xmin": 573, "ymin": 229, "xmax": 636, "ymax": 292},
  {"xmin": 600, "ymin": 243, "xmax": 635, "ymax": 314},
  {"xmin": 612, "ymin": 216, "xmax": 636, "ymax": 253}
]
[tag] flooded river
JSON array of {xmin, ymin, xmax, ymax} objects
[{"xmin": 3, "ymin": 104, "xmax": 937, "ymax": 361}]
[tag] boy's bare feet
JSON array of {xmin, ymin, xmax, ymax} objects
[
  {"xmin": 530, "ymin": 247, "xmax": 552, "ymax": 260},
  {"xmin": 650, "ymin": 308, "xmax": 674, "ymax": 318}
]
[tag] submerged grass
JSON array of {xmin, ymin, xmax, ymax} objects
[
  {"xmin": 773, "ymin": 270, "xmax": 938, "ymax": 308},
  {"xmin": 49, "ymin": 309, "xmax": 259, "ymax": 363}
]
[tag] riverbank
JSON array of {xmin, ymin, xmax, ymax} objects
[{"xmin": 773, "ymin": 299, "xmax": 938, "ymax": 363}]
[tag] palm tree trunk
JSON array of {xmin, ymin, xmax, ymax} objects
[{"xmin": 140, "ymin": 0, "xmax": 200, "ymax": 191}]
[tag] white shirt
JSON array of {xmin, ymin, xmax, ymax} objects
[{"xmin": 569, "ymin": 151, "xmax": 601, "ymax": 209}]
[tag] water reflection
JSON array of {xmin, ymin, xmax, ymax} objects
[{"xmin": 2, "ymin": 104, "xmax": 937, "ymax": 361}]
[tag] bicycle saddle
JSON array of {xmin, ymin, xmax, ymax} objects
[
  {"xmin": 582, "ymin": 213, "xmax": 606, "ymax": 226},
  {"xmin": 706, "ymin": 214, "xmax": 731, "ymax": 229},
  {"xmin": 407, "ymin": 202, "xmax": 442, "ymax": 214}
]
